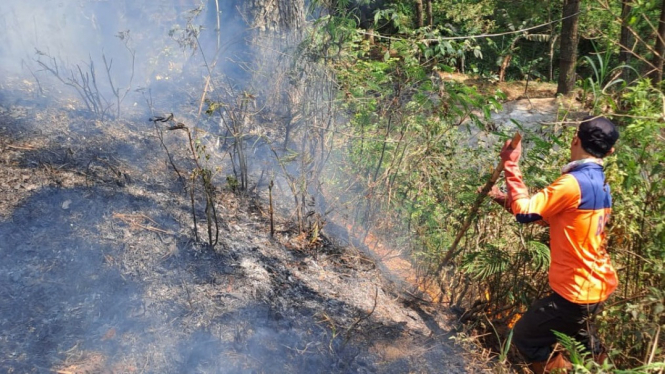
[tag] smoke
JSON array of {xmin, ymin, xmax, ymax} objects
[
  {"xmin": 0, "ymin": 0, "xmax": 409, "ymax": 273},
  {"xmin": 0, "ymin": 0, "xmax": 339, "ymax": 247},
  {"xmin": 0, "ymin": 0, "xmax": 439, "ymax": 369},
  {"xmin": 0, "ymin": 0, "xmax": 252, "ymax": 115}
]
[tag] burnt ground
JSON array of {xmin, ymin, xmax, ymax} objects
[{"xmin": 0, "ymin": 82, "xmax": 489, "ymax": 373}]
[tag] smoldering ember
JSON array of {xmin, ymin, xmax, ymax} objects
[{"xmin": 0, "ymin": 1, "xmax": 491, "ymax": 373}]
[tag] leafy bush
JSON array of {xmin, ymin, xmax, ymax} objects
[{"xmin": 310, "ymin": 4, "xmax": 664, "ymax": 371}]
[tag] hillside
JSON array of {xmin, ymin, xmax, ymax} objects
[
  {"xmin": 0, "ymin": 81, "xmax": 485, "ymax": 373},
  {"xmin": 2, "ymin": 0, "xmax": 663, "ymax": 372}
]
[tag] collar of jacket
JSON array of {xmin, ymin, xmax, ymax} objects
[{"xmin": 561, "ymin": 158, "xmax": 604, "ymax": 174}]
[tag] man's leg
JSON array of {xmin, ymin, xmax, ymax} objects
[
  {"xmin": 513, "ymin": 293, "xmax": 569, "ymax": 363},
  {"xmin": 513, "ymin": 292, "xmax": 603, "ymax": 370}
]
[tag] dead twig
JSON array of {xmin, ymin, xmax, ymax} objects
[
  {"xmin": 35, "ymin": 50, "xmax": 111, "ymax": 119},
  {"xmin": 112, "ymin": 213, "xmax": 171, "ymax": 234},
  {"xmin": 182, "ymin": 279, "xmax": 194, "ymax": 311},
  {"xmin": 150, "ymin": 114, "xmax": 219, "ymax": 246},
  {"xmin": 21, "ymin": 59, "xmax": 44, "ymax": 95},
  {"xmin": 102, "ymin": 30, "xmax": 135, "ymax": 119},
  {"xmin": 7, "ymin": 144, "xmax": 36, "ymax": 151},
  {"xmin": 269, "ymin": 179, "xmax": 275, "ymax": 237},
  {"xmin": 150, "ymin": 114, "xmax": 185, "ymax": 184}
]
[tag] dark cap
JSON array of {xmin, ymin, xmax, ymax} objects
[{"xmin": 577, "ymin": 116, "xmax": 619, "ymax": 158}]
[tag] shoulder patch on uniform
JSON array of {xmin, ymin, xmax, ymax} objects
[{"xmin": 569, "ymin": 165, "xmax": 611, "ymax": 210}]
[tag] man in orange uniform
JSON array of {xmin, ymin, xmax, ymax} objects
[{"xmin": 491, "ymin": 116, "xmax": 620, "ymax": 373}]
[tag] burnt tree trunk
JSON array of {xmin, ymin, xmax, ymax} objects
[
  {"xmin": 557, "ymin": 0, "xmax": 580, "ymax": 95},
  {"xmin": 241, "ymin": 0, "xmax": 305, "ymax": 34},
  {"xmin": 648, "ymin": 0, "xmax": 665, "ymax": 85},
  {"xmin": 239, "ymin": 0, "xmax": 306, "ymax": 147},
  {"xmin": 241, "ymin": 0, "xmax": 312, "ymax": 232},
  {"xmin": 619, "ymin": 0, "xmax": 633, "ymax": 82}
]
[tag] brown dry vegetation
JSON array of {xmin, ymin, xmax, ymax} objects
[{"xmin": 435, "ymin": 72, "xmax": 559, "ymax": 101}]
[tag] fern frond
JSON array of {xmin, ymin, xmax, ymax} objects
[
  {"xmin": 461, "ymin": 245, "xmax": 510, "ymax": 281},
  {"xmin": 552, "ymin": 330, "xmax": 587, "ymax": 366}
]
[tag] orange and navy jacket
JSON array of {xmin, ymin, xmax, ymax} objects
[{"xmin": 505, "ymin": 160, "xmax": 618, "ymax": 304}]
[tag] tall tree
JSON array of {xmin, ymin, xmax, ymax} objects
[
  {"xmin": 619, "ymin": 0, "xmax": 633, "ymax": 82},
  {"xmin": 426, "ymin": 0, "xmax": 433, "ymax": 26},
  {"xmin": 241, "ymin": 0, "xmax": 305, "ymax": 34},
  {"xmin": 415, "ymin": 0, "xmax": 424, "ymax": 28},
  {"xmin": 648, "ymin": 0, "xmax": 665, "ymax": 84},
  {"xmin": 557, "ymin": 0, "xmax": 581, "ymax": 95}
]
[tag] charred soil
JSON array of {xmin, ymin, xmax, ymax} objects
[{"xmin": 0, "ymin": 83, "xmax": 486, "ymax": 373}]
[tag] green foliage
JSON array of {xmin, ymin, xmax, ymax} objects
[
  {"xmin": 374, "ymin": 5, "xmax": 413, "ymax": 33},
  {"xmin": 553, "ymin": 330, "xmax": 589, "ymax": 367},
  {"xmin": 419, "ymin": 33, "xmax": 483, "ymax": 67},
  {"xmin": 310, "ymin": 1, "xmax": 665, "ymax": 370},
  {"xmin": 578, "ymin": 44, "xmax": 634, "ymax": 109},
  {"xmin": 591, "ymin": 78, "xmax": 665, "ymax": 369},
  {"xmin": 553, "ymin": 329, "xmax": 665, "ymax": 373},
  {"xmin": 499, "ymin": 328, "xmax": 513, "ymax": 363},
  {"xmin": 525, "ymin": 240, "xmax": 551, "ymax": 272},
  {"xmin": 462, "ymin": 245, "xmax": 511, "ymax": 281},
  {"xmin": 226, "ymin": 175, "xmax": 239, "ymax": 192},
  {"xmin": 432, "ymin": 0, "xmax": 497, "ymax": 33}
]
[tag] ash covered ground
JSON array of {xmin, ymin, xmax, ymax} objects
[{"xmin": 0, "ymin": 81, "xmax": 482, "ymax": 373}]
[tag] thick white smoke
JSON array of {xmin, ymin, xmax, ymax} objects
[{"xmin": 0, "ymin": 0, "xmax": 250, "ymax": 108}]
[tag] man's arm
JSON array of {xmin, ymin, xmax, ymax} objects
[
  {"xmin": 499, "ymin": 140, "xmax": 579, "ymax": 223},
  {"xmin": 487, "ymin": 185, "xmax": 513, "ymax": 214}
]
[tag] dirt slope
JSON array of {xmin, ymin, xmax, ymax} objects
[{"xmin": 0, "ymin": 85, "xmax": 482, "ymax": 373}]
